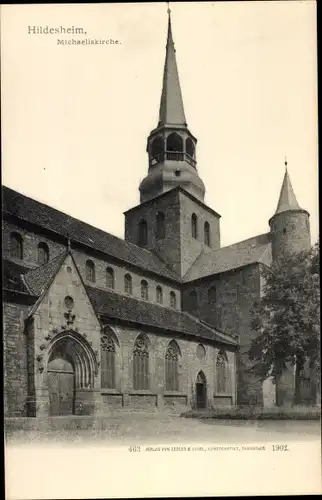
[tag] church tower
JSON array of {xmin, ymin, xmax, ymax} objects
[
  {"xmin": 124, "ymin": 9, "xmax": 220, "ymax": 276},
  {"xmin": 269, "ymin": 163, "xmax": 311, "ymax": 261},
  {"xmin": 139, "ymin": 10, "xmax": 206, "ymax": 203}
]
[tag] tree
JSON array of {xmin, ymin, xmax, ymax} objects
[{"xmin": 248, "ymin": 241, "xmax": 320, "ymax": 405}]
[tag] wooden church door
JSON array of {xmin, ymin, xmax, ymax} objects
[{"xmin": 48, "ymin": 355, "xmax": 75, "ymax": 416}]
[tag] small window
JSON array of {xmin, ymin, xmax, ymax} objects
[
  {"xmin": 175, "ymin": 170, "xmax": 181, "ymax": 177},
  {"xmin": 156, "ymin": 212, "xmax": 165, "ymax": 239},
  {"xmin": 10, "ymin": 232, "xmax": 23, "ymax": 260},
  {"xmin": 106, "ymin": 267, "xmax": 115, "ymax": 289},
  {"xmin": 156, "ymin": 285, "xmax": 163, "ymax": 304},
  {"xmin": 170, "ymin": 291, "xmax": 177, "ymax": 309},
  {"xmin": 86, "ymin": 260, "xmax": 95, "ymax": 283},
  {"xmin": 208, "ymin": 286, "xmax": 217, "ymax": 305},
  {"xmin": 188, "ymin": 290, "xmax": 198, "ymax": 315},
  {"xmin": 138, "ymin": 219, "xmax": 148, "ymax": 247},
  {"xmin": 191, "ymin": 214, "xmax": 198, "ymax": 239},
  {"xmin": 204, "ymin": 221, "xmax": 211, "ymax": 247},
  {"xmin": 38, "ymin": 242, "xmax": 49, "ymax": 265},
  {"xmin": 124, "ymin": 273, "xmax": 133, "ymax": 295},
  {"xmin": 141, "ymin": 280, "xmax": 149, "ymax": 300},
  {"xmin": 283, "ymin": 228, "xmax": 287, "ymax": 234}
]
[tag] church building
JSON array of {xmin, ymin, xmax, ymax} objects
[{"xmin": 2, "ymin": 12, "xmax": 312, "ymax": 418}]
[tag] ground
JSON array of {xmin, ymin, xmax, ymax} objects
[{"xmin": 5, "ymin": 412, "xmax": 320, "ymax": 445}]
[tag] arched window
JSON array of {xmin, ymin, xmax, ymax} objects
[
  {"xmin": 188, "ymin": 290, "xmax": 198, "ymax": 315},
  {"xmin": 106, "ymin": 267, "xmax": 115, "ymax": 289},
  {"xmin": 216, "ymin": 351, "xmax": 229, "ymax": 393},
  {"xmin": 208, "ymin": 285, "xmax": 217, "ymax": 305},
  {"xmin": 204, "ymin": 221, "xmax": 211, "ymax": 247},
  {"xmin": 170, "ymin": 291, "xmax": 177, "ymax": 309},
  {"xmin": 124, "ymin": 273, "xmax": 133, "ymax": 295},
  {"xmin": 151, "ymin": 136, "xmax": 164, "ymax": 157},
  {"xmin": 186, "ymin": 137, "xmax": 195, "ymax": 158},
  {"xmin": 156, "ymin": 211, "xmax": 165, "ymax": 239},
  {"xmin": 166, "ymin": 132, "xmax": 183, "ymax": 152},
  {"xmin": 156, "ymin": 285, "xmax": 163, "ymax": 304},
  {"xmin": 38, "ymin": 242, "xmax": 49, "ymax": 265},
  {"xmin": 86, "ymin": 260, "xmax": 95, "ymax": 283},
  {"xmin": 100, "ymin": 333, "xmax": 116, "ymax": 389},
  {"xmin": 165, "ymin": 340, "xmax": 180, "ymax": 391},
  {"xmin": 138, "ymin": 219, "xmax": 148, "ymax": 247},
  {"xmin": 10, "ymin": 232, "xmax": 23, "ymax": 260},
  {"xmin": 133, "ymin": 335, "xmax": 149, "ymax": 390},
  {"xmin": 141, "ymin": 280, "xmax": 149, "ymax": 300},
  {"xmin": 191, "ymin": 213, "xmax": 198, "ymax": 239}
]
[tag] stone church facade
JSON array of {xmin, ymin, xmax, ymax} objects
[{"xmin": 2, "ymin": 13, "xmax": 313, "ymax": 418}]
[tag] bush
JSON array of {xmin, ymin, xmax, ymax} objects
[{"xmin": 181, "ymin": 405, "xmax": 321, "ymax": 420}]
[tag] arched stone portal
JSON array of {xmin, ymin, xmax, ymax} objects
[
  {"xmin": 46, "ymin": 331, "xmax": 97, "ymax": 416},
  {"xmin": 196, "ymin": 371, "xmax": 207, "ymax": 409}
]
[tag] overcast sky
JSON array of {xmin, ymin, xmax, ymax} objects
[{"xmin": 1, "ymin": 1, "xmax": 318, "ymax": 247}]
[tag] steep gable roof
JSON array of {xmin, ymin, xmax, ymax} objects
[
  {"xmin": 87, "ymin": 286, "xmax": 237, "ymax": 346},
  {"xmin": 24, "ymin": 252, "xmax": 67, "ymax": 295},
  {"xmin": 183, "ymin": 233, "xmax": 272, "ymax": 282},
  {"xmin": 2, "ymin": 186, "xmax": 179, "ymax": 282}
]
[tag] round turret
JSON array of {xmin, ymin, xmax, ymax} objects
[{"xmin": 269, "ymin": 168, "xmax": 311, "ymax": 261}]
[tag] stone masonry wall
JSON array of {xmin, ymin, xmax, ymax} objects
[
  {"xmin": 179, "ymin": 191, "xmax": 220, "ymax": 277},
  {"xmin": 100, "ymin": 324, "xmax": 236, "ymax": 412},
  {"xmin": 182, "ymin": 263, "xmax": 262, "ymax": 405},
  {"xmin": 3, "ymin": 302, "xmax": 30, "ymax": 416}
]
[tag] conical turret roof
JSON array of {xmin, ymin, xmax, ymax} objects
[
  {"xmin": 274, "ymin": 167, "xmax": 302, "ymax": 215},
  {"xmin": 158, "ymin": 10, "xmax": 186, "ymax": 127}
]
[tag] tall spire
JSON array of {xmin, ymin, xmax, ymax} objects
[
  {"xmin": 274, "ymin": 162, "xmax": 301, "ymax": 215},
  {"xmin": 158, "ymin": 6, "xmax": 186, "ymax": 127}
]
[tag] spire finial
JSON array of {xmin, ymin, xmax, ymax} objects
[
  {"xmin": 284, "ymin": 155, "xmax": 288, "ymax": 170},
  {"xmin": 167, "ymin": 1, "xmax": 171, "ymax": 15},
  {"xmin": 67, "ymin": 237, "xmax": 71, "ymax": 252}
]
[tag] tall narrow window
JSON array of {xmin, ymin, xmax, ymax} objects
[
  {"xmin": 133, "ymin": 335, "xmax": 149, "ymax": 390},
  {"xmin": 124, "ymin": 273, "xmax": 133, "ymax": 295},
  {"xmin": 216, "ymin": 351, "xmax": 229, "ymax": 393},
  {"xmin": 156, "ymin": 212, "xmax": 165, "ymax": 239},
  {"xmin": 165, "ymin": 340, "xmax": 180, "ymax": 391},
  {"xmin": 138, "ymin": 219, "xmax": 148, "ymax": 247},
  {"xmin": 100, "ymin": 334, "xmax": 116, "ymax": 389},
  {"xmin": 141, "ymin": 280, "xmax": 149, "ymax": 300},
  {"xmin": 191, "ymin": 214, "xmax": 198, "ymax": 239},
  {"xmin": 10, "ymin": 232, "xmax": 23, "ymax": 260},
  {"xmin": 204, "ymin": 221, "xmax": 211, "ymax": 247},
  {"xmin": 106, "ymin": 267, "xmax": 115, "ymax": 289},
  {"xmin": 38, "ymin": 242, "xmax": 49, "ymax": 265},
  {"xmin": 156, "ymin": 285, "xmax": 163, "ymax": 304},
  {"xmin": 86, "ymin": 260, "xmax": 95, "ymax": 283},
  {"xmin": 188, "ymin": 290, "xmax": 198, "ymax": 315},
  {"xmin": 170, "ymin": 291, "xmax": 177, "ymax": 309}
]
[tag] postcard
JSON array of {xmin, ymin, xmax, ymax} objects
[{"xmin": 2, "ymin": 1, "xmax": 320, "ymax": 498}]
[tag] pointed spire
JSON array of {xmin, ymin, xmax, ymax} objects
[
  {"xmin": 158, "ymin": 5, "xmax": 187, "ymax": 127},
  {"xmin": 274, "ymin": 161, "xmax": 301, "ymax": 215}
]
